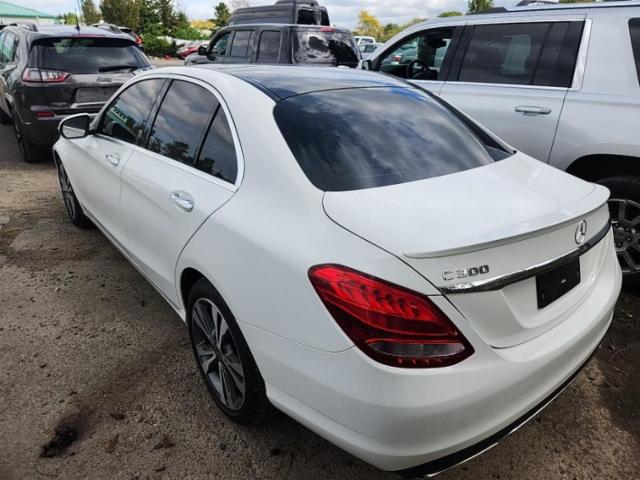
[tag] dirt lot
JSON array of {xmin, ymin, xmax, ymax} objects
[{"xmin": 0, "ymin": 123, "xmax": 638, "ymax": 480}]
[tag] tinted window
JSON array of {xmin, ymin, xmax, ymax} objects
[
  {"xmin": 33, "ymin": 37, "xmax": 146, "ymax": 74},
  {"xmin": 230, "ymin": 30, "xmax": 253, "ymax": 57},
  {"xmin": 293, "ymin": 30, "xmax": 359, "ymax": 67},
  {"xmin": 257, "ymin": 30, "xmax": 281, "ymax": 62},
  {"xmin": 101, "ymin": 79, "xmax": 165, "ymax": 144},
  {"xmin": 211, "ymin": 32, "xmax": 231, "ymax": 56},
  {"xmin": 0, "ymin": 31, "xmax": 16, "ymax": 63},
  {"xmin": 274, "ymin": 87, "xmax": 505, "ymax": 191},
  {"xmin": 147, "ymin": 81, "xmax": 218, "ymax": 165},
  {"xmin": 631, "ymin": 19, "xmax": 640, "ymax": 85},
  {"xmin": 379, "ymin": 29, "xmax": 452, "ymax": 80},
  {"xmin": 459, "ymin": 23, "xmax": 549, "ymax": 85},
  {"xmin": 195, "ymin": 108, "xmax": 237, "ymax": 183}
]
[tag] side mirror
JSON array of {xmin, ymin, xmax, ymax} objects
[
  {"xmin": 361, "ymin": 59, "xmax": 373, "ymax": 71},
  {"xmin": 198, "ymin": 45, "xmax": 208, "ymax": 56},
  {"xmin": 59, "ymin": 113, "xmax": 91, "ymax": 140}
]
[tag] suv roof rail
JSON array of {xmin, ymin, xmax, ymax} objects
[
  {"xmin": 9, "ymin": 22, "xmax": 37, "ymax": 32},
  {"xmin": 477, "ymin": 0, "xmax": 640, "ymax": 14}
]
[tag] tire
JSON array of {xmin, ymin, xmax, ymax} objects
[
  {"xmin": 55, "ymin": 159, "xmax": 93, "ymax": 228},
  {"xmin": 598, "ymin": 175, "xmax": 640, "ymax": 279},
  {"xmin": 0, "ymin": 106, "xmax": 11, "ymax": 125},
  {"xmin": 187, "ymin": 278, "xmax": 274, "ymax": 425},
  {"xmin": 13, "ymin": 115, "xmax": 42, "ymax": 163}
]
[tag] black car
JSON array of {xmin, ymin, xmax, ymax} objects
[
  {"xmin": 0, "ymin": 25, "xmax": 151, "ymax": 163},
  {"xmin": 187, "ymin": 24, "xmax": 360, "ymax": 68}
]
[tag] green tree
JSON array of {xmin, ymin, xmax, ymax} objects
[
  {"xmin": 101, "ymin": 0, "xmax": 141, "ymax": 29},
  {"xmin": 138, "ymin": 0, "xmax": 162, "ymax": 36},
  {"xmin": 157, "ymin": 0, "xmax": 177, "ymax": 35},
  {"xmin": 438, "ymin": 11, "xmax": 464, "ymax": 18},
  {"xmin": 212, "ymin": 2, "xmax": 231, "ymax": 29},
  {"xmin": 353, "ymin": 10, "xmax": 383, "ymax": 40},
  {"xmin": 58, "ymin": 12, "xmax": 78, "ymax": 25},
  {"xmin": 381, "ymin": 23, "xmax": 401, "ymax": 42},
  {"xmin": 467, "ymin": 0, "xmax": 494, "ymax": 14},
  {"xmin": 81, "ymin": 0, "xmax": 101, "ymax": 24}
]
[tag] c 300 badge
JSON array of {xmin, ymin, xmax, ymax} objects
[{"xmin": 442, "ymin": 265, "xmax": 490, "ymax": 281}]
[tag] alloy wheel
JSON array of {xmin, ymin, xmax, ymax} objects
[
  {"xmin": 608, "ymin": 198, "xmax": 640, "ymax": 273},
  {"xmin": 191, "ymin": 298, "xmax": 246, "ymax": 411},
  {"xmin": 57, "ymin": 163, "xmax": 77, "ymax": 220}
]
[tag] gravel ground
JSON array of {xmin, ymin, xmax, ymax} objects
[{"xmin": 0, "ymin": 122, "xmax": 638, "ymax": 480}]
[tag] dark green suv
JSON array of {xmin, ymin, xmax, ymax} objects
[{"xmin": 0, "ymin": 24, "xmax": 151, "ymax": 162}]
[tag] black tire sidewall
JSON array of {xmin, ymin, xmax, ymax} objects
[
  {"xmin": 55, "ymin": 160, "xmax": 92, "ymax": 228},
  {"xmin": 187, "ymin": 278, "xmax": 269, "ymax": 425},
  {"xmin": 598, "ymin": 175, "xmax": 640, "ymax": 279}
]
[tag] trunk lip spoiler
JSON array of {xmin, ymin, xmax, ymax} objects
[{"xmin": 438, "ymin": 220, "xmax": 611, "ymax": 294}]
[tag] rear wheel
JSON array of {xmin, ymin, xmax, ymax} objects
[
  {"xmin": 599, "ymin": 176, "xmax": 640, "ymax": 278},
  {"xmin": 13, "ymin": 115, "xmax": 42, "ymax": 163},
  {"xmin": 56, "ymin": 159, "xmax": 93, "ymax": 228},
  {"xmin": 187, "ymin": 278, "xmax": 274, "ymax": 425},
  {"xmin": 0, "ymin": 106, "xmax": 11, "ymax": 125}
]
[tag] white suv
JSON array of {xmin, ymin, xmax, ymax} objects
[{"xmin": 363, "ymin": 1, "xmax": 640, "ymax": 278}]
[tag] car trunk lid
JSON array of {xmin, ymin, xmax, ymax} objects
[{"xmin": 323, "ymin": 154, "xmax": 612, "ymax": 347}]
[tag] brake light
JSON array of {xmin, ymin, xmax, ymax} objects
[
  {"xmin": 309, "ymin": 265, "xmax": 474, "ymax": 368},
  {"xmin": 35, "ymin": 111, "xmax": 55, "ymax": 118},
  {"xmin": 135, "ymin": 36, "xmax": 142, "ymax": 45},
  {"xmin": 22, "ymin": 68, "xmax": 70, "ymax": 83},
  {"xmin": 320, "ymin": 26, "xmax": 336, "ymax": 32}
]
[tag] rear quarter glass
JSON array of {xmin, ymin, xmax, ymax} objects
[{"xmin": 274, "ymin": 86, "xmax": 508, "ymax": 192}]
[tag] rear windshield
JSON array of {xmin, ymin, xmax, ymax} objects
[
  {"xmin": 274, "ymin": 87, "xmax": 509, "ymax": 191},
  {"xmin": 32, "ymin": 37, "xmax": 147, "ymax": 74},
  {"xmin": 293, "ymin": 29, "xmax": 359, "ymax": 67}
]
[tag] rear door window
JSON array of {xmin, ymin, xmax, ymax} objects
[
  {"xmin": 32, "ymin": 37, "xmax": 147, "ymax": 74},
  {"xmin": 458, "ymin": 23, "xmax": 549, "ymax": 85},
  {"xmin": 100, "ymin": 79, "xmax": 165, "ymax": 144},
  {"xmin": 455, "ymin": 22, "xmax": 583, "ymax": 87},
  {"xmin": 195, "ymin": 108, "xmax": 238, "ymax": 183},
  {"xmin": 147, "ymin": 81, "xmax": 218, "ymax": 165},
  {"xmin": 631, "ymin": 19, "xmax": 640, "ymax": 85},
  {"xmin": 257, "ymin": 30, "xmax": 282, "ymax": 63},
  {"xmin": 229, "ymin": 30, "xmax": 254, "ymax": 58}
]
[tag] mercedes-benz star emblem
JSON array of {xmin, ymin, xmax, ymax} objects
[{"xmin": 575, "ymin": 220, "xmax": 587, "ymax": 245}]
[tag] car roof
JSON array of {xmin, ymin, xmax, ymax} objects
[
  {"xmin": 188, "ymin": 64, "xmax": 409, "ymax": 100},
  {"xmin": 404, "ymin": 0, "xmax": 640, "ymax": 31},
  {"xmin": 218, "ymin": 23, "xmax": 350, "ymax": 32},
  {"xmin": 9, "ymin": 24, "xmax": 132, "ymax": 41}
]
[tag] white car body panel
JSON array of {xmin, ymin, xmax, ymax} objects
[{"xmin": 53, "ymin": 65, "xmax": 622, "ymax": 475}]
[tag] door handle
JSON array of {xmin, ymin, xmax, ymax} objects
[
  {"xmin": 170, "ymin": 191, "xmax": 194, "ymax": 212},
  {"xmin": 514, "ymin": 106, "xmax": 552, "ymax": 116},
  {"xmin": 105, "ymin": 153, "xmax": 121, "ymax": 166}
]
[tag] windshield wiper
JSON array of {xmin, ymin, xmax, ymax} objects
[{"xmin": 98, "ymin": 65, "xmax": 139, "ymax": 73}]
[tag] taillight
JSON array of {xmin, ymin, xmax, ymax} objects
[
  {"xmin": 309, "ymin": 265, "xmax": 474, "ymax": 368},
  {"xmin": 392, "ymin": 55, "xmax": 402, "ymax": 62},
  {"xmin": 135, "ymin": 35, "xmax": 142, "ymax": 45},
  {"xmin": 22, "ymin": 68, "xmax": 70, "ymax": 83}
]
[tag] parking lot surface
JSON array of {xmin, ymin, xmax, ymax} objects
[{"xmin": 0, "ymin": 121, "xmax": 638, "ymax": 479}]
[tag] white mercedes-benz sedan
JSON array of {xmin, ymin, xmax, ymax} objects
[{"xmin": 53, "ymin": 65, "xmax": 621, "ymax": 477}]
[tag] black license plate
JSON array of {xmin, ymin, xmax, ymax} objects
[{"xmin": 536, "ymin": 258, "xmax": 581, "ymax": 309}]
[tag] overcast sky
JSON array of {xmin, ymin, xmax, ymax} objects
[{"xmin": 26, "ymin": 0, "xmax": 513, "ymax": 29}]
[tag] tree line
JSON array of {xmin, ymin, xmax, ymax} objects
[{"xmin": 355, "ymin": 0, "xmax": 592, "ymax": 42}]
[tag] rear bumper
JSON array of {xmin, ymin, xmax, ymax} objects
[
  {"xmin": 21, "ymin": 112, "xmax": 98, "ymax": 147},
  {"xmin": 240, "ymin": 237, "xmax": 621, "ymax": 474},
  {"xmin": 396, "ymin": 341, "xmax": 600, "ymax": 478}
]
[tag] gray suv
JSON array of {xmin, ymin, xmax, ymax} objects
[
  {"xmin": 362, "ymin": 1, "xmax": 640, "ymax": 279},
  {"xmin": 0, "ymin": 24, "xmax": 151, "ymax": 163}
]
